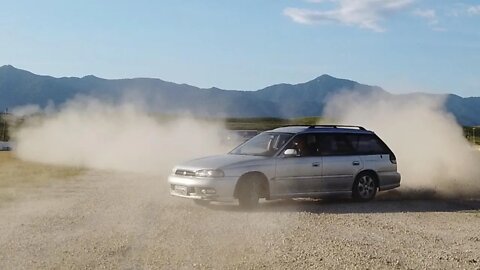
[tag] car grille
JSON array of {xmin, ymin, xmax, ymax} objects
[{"xmin": 175, "ymin": 169, "xmax": 195, "ymax": 177}]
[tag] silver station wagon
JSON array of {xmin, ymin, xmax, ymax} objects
[{"xmin": 169, "ymin": 125, "xmax": 401, "ymax": 208}]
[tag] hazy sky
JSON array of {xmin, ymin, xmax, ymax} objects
[{"xmin": 1, "ymin": 0, "xmax": 479, "ymax": 96}]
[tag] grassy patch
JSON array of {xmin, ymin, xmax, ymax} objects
[{"xmin": 0, "ymin": 152, "xmax": 84, "ymax": 204}]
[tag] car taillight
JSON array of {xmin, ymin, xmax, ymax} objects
[{"xmin": 390, "ymin": 153, "xmax": 397, "ymax": 164}]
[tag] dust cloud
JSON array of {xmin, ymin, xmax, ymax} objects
[
  {"xmin": 12, "ymin": 91, "xmax": 480, "ymax": 197},
  {"xmin": 13, "ymin": 97, "xmax": 229, "ymax": 175},
  {"xmin": 10, "ymin": 104, "xmax": 42, "ymax": 117},
  {"xmin": 323, "ymin": 91, "xmax": 480, "ymax": 197}
]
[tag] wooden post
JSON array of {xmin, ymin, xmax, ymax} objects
[{"xmin": 1, "ymin": 108, "xmax": 7, "ymax": 141}]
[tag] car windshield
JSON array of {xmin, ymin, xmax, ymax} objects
[{"xmin": 230, "ymin": 132, "xmax": 293, "ymax": 157}]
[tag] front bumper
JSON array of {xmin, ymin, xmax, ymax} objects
[{"xmin": 168, "ymin": 174, "xmax": 238, "ymax": 202}]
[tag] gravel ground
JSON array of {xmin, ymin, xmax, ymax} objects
[{"xmin": 0, "ymin": 169, "xmax": 479, "ymax": 269}]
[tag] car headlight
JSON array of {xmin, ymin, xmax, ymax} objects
[{"xmin": 195, "ymin": 169, "xmax": 225, "ymax": 178}]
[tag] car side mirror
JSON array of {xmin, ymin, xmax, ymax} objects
[{"xmin": 283, "ymin": 149, "xmax": 298, "ymax": 157}]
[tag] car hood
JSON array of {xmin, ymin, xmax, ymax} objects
[{"xmin": 175, "ymin": 154, "xmax": 266, "ymax": 171}]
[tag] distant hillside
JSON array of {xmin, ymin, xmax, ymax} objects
[{"xmin": 0, "ymin": 65, "xmax": 479, "ymax": 125}]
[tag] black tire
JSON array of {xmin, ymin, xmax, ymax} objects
[
  {"xmin": 193, "ymin": 199, "xmax": 210, "ymax": 206},
  {"xmin": 237, "ymin": 177, "xmax": 260, "ymax": 209},
  {"xmin": 352, "ymin": 172, "xmax": 377, "ymax": 201}
]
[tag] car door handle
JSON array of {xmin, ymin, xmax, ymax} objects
[
  {"xmin": 312, "ymin": 162, "xmax": 320, "ymax": 167},
  {"xmin": 352, "ymin": 161, "xmax": 360, "ymax": 166}
]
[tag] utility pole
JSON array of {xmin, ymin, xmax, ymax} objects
[
  {"xmin": 473, "ymin": 127, "xmax": 476, "ymax": 145},
  {"xmin": 1, "ymin": 108, "xmax": 7, "ymax": 142},
  {"xmin": 1, "ymin": 109, "xmax": 3, "ymax": 141}
]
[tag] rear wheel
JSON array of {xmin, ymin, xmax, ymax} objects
[
  {"xmin": 353, "ymin": 173, "xmax": 377, "ymax": 201},
  {"xmin": 237, "ymin": 178, "xmax": 260, "ymax": 209}
]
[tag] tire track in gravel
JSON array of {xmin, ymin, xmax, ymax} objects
[{"xmin": 1, "ymin": 170, "xmax": 479, "ymax": 269}]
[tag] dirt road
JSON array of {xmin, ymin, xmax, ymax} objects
[{"xmin": 1, "ymin": 167, "xmax": 480, "ymax": 269}]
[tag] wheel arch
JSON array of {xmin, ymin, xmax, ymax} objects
[
  {"xmin": 354, "ymin": 170, "xmax": 379, "ymax": 189},
  {"xmin": 233, "ymin": 171, "xmax": 270, "ymax": 199}
]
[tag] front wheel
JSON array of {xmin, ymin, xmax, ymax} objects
[
  {"xmin": 237, "ymin": 178, "xmax": 260, "ymax": 209},
  {"xmin": 352, "ymin": 173, "xmax": 377, "ymax": 201}
]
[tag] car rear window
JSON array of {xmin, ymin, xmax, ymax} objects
[
  {"xmin": 346, "ymin": 134, "xmax": 390, "ymax": 155},
  {"xmin": 317, "ymin": 134, "xmax": 354, "ymax": 156}
]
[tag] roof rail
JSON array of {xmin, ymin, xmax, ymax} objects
[
  {"xmin": 275, "ymin": 125, "xmax": 311, "ymax": 128},
  {"xmin": 307, "ymin": 124, "xmax": 366, "ymax": 131}
]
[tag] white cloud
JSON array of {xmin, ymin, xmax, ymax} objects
[
  {"xmin": 284, "ymin": 0, "xmax": 414, "ymax": 32},
  {"xmin": 413, "ymin": 8, "xmax": 445, "ymax": 31},
  {"xmin": 413, "ymin": 9, "xmax": 438, "ymax": 25},
  {"xmin": 467, "ymin": 5, "xmax": 480, "ymax": 15},
  {"xmin": 432, "ymin": 26, "xmax": 447, "ymax": 32}
]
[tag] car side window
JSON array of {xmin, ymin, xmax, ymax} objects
[
  {"xmin": 285, "ymin": 134, "xmax": 318, "ymax": 157},
  {"xmin": 271, "ymin": 134, "xmax": 293, "ymax": 152},
  {"xmin": 346, "ymin": 134, "xmax": 389, "ymax": 155},
  {"xmin": 317, "ymin": 134, "xmax": 354, "ymax": 156}
]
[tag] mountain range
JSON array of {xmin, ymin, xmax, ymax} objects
[{"xmin": 0, "ymin": 65, "xmax": 479, "ymax": 125}]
